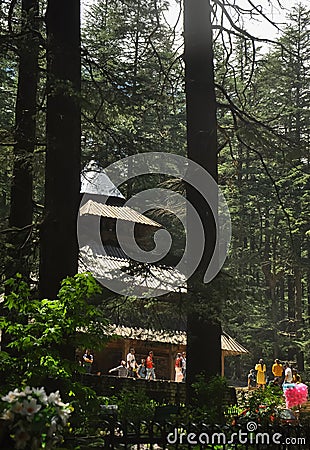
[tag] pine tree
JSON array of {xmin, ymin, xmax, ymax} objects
[
  {"xmin": 39, "ymin": 0, "xmax": 81, "ymax": 299},
  {"xmin": 8, "ymin": 0, "xmax": 39, "ymax": 279},
  {"xmin": 81, "ymin": 0, "xmax": 185, "ymax": 168},
  {"xmin": 184, "ymin": 0, "xmax": 221, "ymax": 397}
]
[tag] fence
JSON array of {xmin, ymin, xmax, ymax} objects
[
  {"xmin": 65, "ymin": 417, "xmax": 310, "ymax": 449},
  {"xmin": 67, "ymin": 378, "xmax": 309, "ymax": 448}
]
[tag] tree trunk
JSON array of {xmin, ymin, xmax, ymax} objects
[
  {"xmin": 308, "ymin": 238, "xmax": 310, "ymax": 324},
  {"xmin": 287, "ymin": 275, "xmax": 295, "ymax": 319},
  {"xmin": 184, "ymin": 0, "xmax": 221, "ymax": 400},
  {"xmin": 1, "ymin": 0, "xmax": 39, "ymax": 360},
  {"xmin": 7, "ymin": 0, "xmax": 39, "ymax": 279},
  {"xmin": 278, "ymin": 277, "xmax": 285, "ymax": 321},
  {"xmin": 262, "ymin": 216, "xmax": 281, "ymax": 358},
  {"xmin": 39, "ymin": 0, "xmax": 81, "ymax": 299}
]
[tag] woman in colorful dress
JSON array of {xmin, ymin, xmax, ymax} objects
[{"xmin": 255, "ymin": 358, "xmax": 267, "ymax": 389}]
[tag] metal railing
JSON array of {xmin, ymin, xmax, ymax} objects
[{"xmin": 65, "ymin": 418, "xmax": 309, "ymax": 449}]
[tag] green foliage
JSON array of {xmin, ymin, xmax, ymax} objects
[
  {"xmin": 191, "ymin": 375, "xmax": 229, "ymax": 424},
  {"xmin": 100, "ymin": 389, "xmax": 156, "ymax": 422},
  {"xmin": 108, "ymin": 388, "xmax": 157, "ymax": 423},
  {"xmin": 0, "ymin": 273, "xmax": 108, "ymax": 390},
  {"xmin": 247, "ymin": 385, "xmax": 284, "ymax": 411},
  {"xmin": 170, "ymin": 375, "xmax": 229, "ymax": 425},
  {"xmin": 81, "ymin": 0, "xmax": 185, "ymax": 169},
  {"xmin": 238, "ymin": 385, "xmax": 285, "ymax": 426},
  {"xmin": 218, "ymin": 4, "xmax": 310, "ymax": 378}
]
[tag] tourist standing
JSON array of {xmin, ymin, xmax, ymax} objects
[
  {"xmin": 284, "ymin": 362, "xmax": 293, "ymax": 383},
  {"xmin": 255, "ymin": 359, "xmax": 267, "ymax": 389},
  {"xmin": 126, "ymin": 347, "xmax": 138, "ymax": 377},
  {"xmin": 181, "ymin": 352, "xmax": 186, "ymax": 382},
  {"xmin": 175, "ymin": 353, "xmax": 183, "ymax": 382},
  {"xmin": 83, "ymin": 349, "xmax": 94, "ymax": 374},
  {"xmin": 146, "ymin": 351, "xmax": 156, "ymax": 380},
  {"xmin": 272, "ymin": 359, "xmax": 283, "ymax": 386}
]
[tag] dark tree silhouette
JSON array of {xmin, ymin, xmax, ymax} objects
[
  {"xmin": 184, "ymin": 0, "xmax": 221, "ymax": 399},
  {"xmin": 39, "ymin": 0, "xmax": 81, "ymax": 299},
  {"xmin": 8, "ymin": 0, "xmax": 39, "ymax": 279}
]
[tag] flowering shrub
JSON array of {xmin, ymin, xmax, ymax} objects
[
  {"xmin": 1, "ymin": 386, "xmax": 72, "ymax": 449},
  {"xmin": 284, "ymin": 383, "xmax": 308, "ymax": 409}
]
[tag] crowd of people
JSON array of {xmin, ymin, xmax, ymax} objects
[
  {"xmin": 80, "ymin": 347, "xmax": 187, "ymax": 381},
  {"xmin": 247, "ymin": 358, "xmax": 302, "ymax": 390},
  {"xmin": 107, "ymin": 348, "xmax": 186, "ymax": 382},
  {"xmin": 82, "ymin": 350, "xmax": 302, "ymax": 390}
]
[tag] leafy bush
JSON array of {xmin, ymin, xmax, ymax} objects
[
  {"xmin": 0, "ymin": 273, "xmax": 113, "ymax": 446},
  {"xmin": 246, "ymin": 384, "xmax": 285, "ymax": 412},
  {"xmin": 172, "ymin": 375, "xmax": 229, "ymax": 425},
  {"xmin": 237, "ymin": 384, "xmax": 285, "ymax": 426},
  {"xmin": 0, "ymin": 273, "xmax": 107, "ymax": 392},
  {"xmin": 101, "ymin": 388, "xmax": 157, "ymax": 423},
  {"xmin": 191, "ymin": 375, "xmax": 229, "ymax": 424}
]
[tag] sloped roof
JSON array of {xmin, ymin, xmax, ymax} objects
[
  {"xmin": 80, "ymin": 199, "xmax": 161, "ymax": 228},
  {"xmin": 221, "ymin": 331, "xmax": 249, "ymax": 356},
  {"xmin": 79, "ymin": 243, "xmax": 187, "ymax": 295},
  {"xmin": 81, "ymin": 160, "xmax": 125, "ymax": 199},
  {"xmin": 105, "ymin": 324, "xmax": 249, "ymax": 355},
  {"xmin": 106, "ymin": 324, "xmax": 186, "ymax": 345}
]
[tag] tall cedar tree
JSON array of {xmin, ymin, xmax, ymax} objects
[
  {"xmin": 40, "ymin": 0, "xmax": 81, "ymax": 299},
  {"xmin": 184, "ymin": 0, "xmax": 221, "ymax": 399},
  {"xmin": 2, "ymin": 0, "xmax": 39, "ymax": 355},
  {"xmin": 8, "ymin": 0, "xmax": 39, "ymax": 278}
]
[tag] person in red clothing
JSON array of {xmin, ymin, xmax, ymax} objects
[
  {"xmin": 175, "ymin": 352, "xmax": 183, "ymax": 382},
  {"xmin": 146, "ymin": 350, "xmax": 156, "ymax": 380}
]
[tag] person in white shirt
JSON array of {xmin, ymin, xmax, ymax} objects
[
  {"xmin": 284, "ymin": 362, "xmax": 293, "ymax": 383},
  {"xmin": 126, "ymin": 347, "xmax": 138, "ymax": 377}
]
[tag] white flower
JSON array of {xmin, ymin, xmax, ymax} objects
[
  {"xmin": 2, "ymin": 409, "xmax": 15, "ymax": 421},
  {"xmin": 32, "ymin": 387, "xmax": 48, "ymax": 404},
  {"xmin": 1, "ymin": 388, "xmax": 24, "ymax": 403},
  {"xmin": 23, "ymin": 386, "xmax": 33, "ymax": 395},
  {"xmin": 11, "ymin": 401, "xmax": 25, "ymax": 414},
  {"xmin": 2, "ymin": 386, "xmax": 72, "ymax": 448},
  {"xmin": 58, "ymin": 406, "xmax": 71, "ymax": 425},
  {"xmin": 57, "ymin": 400, "xmax": 69, "ymax": 408},
  {"xmin": 20, "ymin": 398, "xmax": 42, "ymax": 417},
  {"xmin": 1, "ymin": 390, "xmax": 16, "ymax": 403},
  {"xmin": 47, "ymin": 390, "xmax": 62, "ymax": 405}
]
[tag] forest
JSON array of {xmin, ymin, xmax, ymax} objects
[{"xmin": 0, "ymin": 0, "xmax": 309, "ymax": 414}]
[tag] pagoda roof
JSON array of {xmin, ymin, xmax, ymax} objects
[
  {"xmin": 81, "ymin": 160, "xmax": 125, "ymax": 199},
  {"xmin": 79, "ymin": 243, "xmax": 186, "ymax": 296},
  {"xmin": 80, "ymin": 199, "xmax": 161, "ymax": 227},
  {"xmin": 104, "ymin": 324, "xmax": 249, "ymax": 355}
]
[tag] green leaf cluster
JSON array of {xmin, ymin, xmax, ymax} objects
[{"xmin": 0, "ymin": 273, "xmax": 108, "ymax": 390}]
